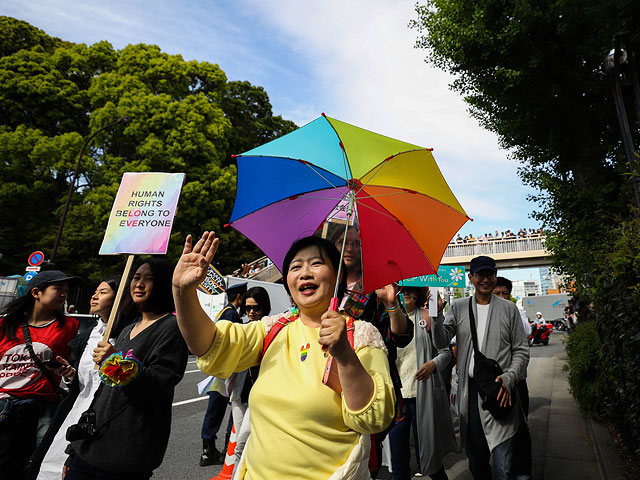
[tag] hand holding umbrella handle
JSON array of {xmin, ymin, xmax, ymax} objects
[
  {"xmin": 322, "ymin": 297, "xmax": 340, "ymax": 351},
  {"xmin": 322, "ymin": 297, "xmax": 353, "ymax": 393}
]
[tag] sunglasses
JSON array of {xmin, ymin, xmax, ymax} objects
[{"xmin": 245, "ymin": 304, "xmax": 263, "ymax": 312}]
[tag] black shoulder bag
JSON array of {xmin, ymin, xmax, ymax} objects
[
  {"xmin": 21, "ymin": 322, "xmax": 67, "ymax": 400},
  {"xmin": 468, "ymin": 299, "xmax": 514, "ymax": 420}
]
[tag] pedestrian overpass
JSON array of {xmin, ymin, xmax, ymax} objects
[
  {"xmin": 441, "ymin": 237, "xmax": 551, "ymax": 270},
  {"xmin": 236, "ymin": 237, "xmax": 551, "ymax": 284}
]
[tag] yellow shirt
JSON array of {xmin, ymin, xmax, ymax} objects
[{"xmin": 197, "ymin": 314, "xmax": 395, "ymax": 479}]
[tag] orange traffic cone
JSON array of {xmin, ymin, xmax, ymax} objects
[{"xmin": 211, "ymin": 424, "xmax": 237, "ymax": 480}]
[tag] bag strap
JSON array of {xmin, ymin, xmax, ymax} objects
[
  {"xmin": 261, "ymin": 315, "xmax": 355, "ymax": 361},
  {"xmin": 346, "ymin": 317, "xmax": 355, "ymax": 348},
  {"xmin": 21, "ymin": 322, "xmax": 65, "ymax": 398},
  {"xmin": 261, "ymin": 317, "xmax": 294, "ymax": 360},
  {"xmin": 468, "ymin": 298, "xmax": 481, "ymax": 355},
  {"xmin": 215, "ymin": 306, "xmax": 232, "ymax": 321}
]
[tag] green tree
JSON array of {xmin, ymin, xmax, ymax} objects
[
  {"xmin": 0, "ymin": 17, "xmax": 296, "ymax": 282},
  {"xmin": 411, "ymin": 0, "xmax": 639, "ymax": 288},
  {"xmin": 411, "ymin": 0, "xmax": 640, "ymax": 447}
]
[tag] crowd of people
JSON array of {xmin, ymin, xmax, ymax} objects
[
  {"xmin": 450, "ymin": 228, "xmax": 545, "ymax": 245},
  {"xmin": 234, "ymin": 259, "xmax": 272, "ymax": 279},
  {"xmin": 1, "ymin": 227, "xmax": 543, "ymax": 479}
]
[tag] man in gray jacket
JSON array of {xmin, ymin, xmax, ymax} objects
[{"xmin": 434, "ymin": 256, "xmax": 529, "ymax": 479}]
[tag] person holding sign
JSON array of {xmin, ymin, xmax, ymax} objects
[
  {"xmin": 65, "ymin": 259, "xmax": 188, "ymax": 479},
  {"xmin": 0, "ymin": 270, "xmax": 79, "ymax": 480},
  {"xmin": 173, "ymin": 232, "xmax": 395, "ymax": 480}
]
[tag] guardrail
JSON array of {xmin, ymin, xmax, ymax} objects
[{"xmin": 443, "ymin": 236, "xmax": 546, "ymax": 257}]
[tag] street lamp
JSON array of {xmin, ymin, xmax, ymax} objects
[
  {"xmin": 50, "ymin": 116, "xmax": 131, "ymax": 263},
  {"xmin": 606, "ymin": 33, "xmax": 640, "ymax": 208}
]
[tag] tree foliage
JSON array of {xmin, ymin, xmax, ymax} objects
[
  {"xmin": 0, "ymin": 17, "xmax": 296, "ymax": 282},
  {"xmin": 412, "ymin": 0, "xmax": 639, "ymax": 288},
  {"xmin": 411, "ymin": 0, "xmax": 640, "ymax": 447}
]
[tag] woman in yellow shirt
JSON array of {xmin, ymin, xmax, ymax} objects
[{"xmin": 172, "ymin": 232, "xmax": 395, "ymax": 479}]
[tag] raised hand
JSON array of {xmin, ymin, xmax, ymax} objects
[
  {"xmin": 375, "ymin": 282, "xmax": 399, "ymax": 308},
  {"xmin": 172, "ymin": 232, "xmax": 219, "ymax": 292}
]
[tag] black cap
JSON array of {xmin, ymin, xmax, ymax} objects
[
  {"xmin": 226, "ymin": 282, "xmax": 248, "ymax": 293},
  {"xmin": 469, "ymin": 256, "xmax": 497, "ymax": 274},
  {"xmin": 26, "ymin": 270, "xmax": 78, "ymax": 294}
]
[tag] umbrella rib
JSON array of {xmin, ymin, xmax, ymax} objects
[
  {"xmin": 355, "ymin": 160, "xmax": 389, "ymax": 196},
  {"xmin": 301, "ymin": 196, "xmax": 347, "ymax": 200},
  {"xmin": 355, "ymin": 199, "xmax": 400, "ymax": 222},
  {"xmin": 355, "ymin": 191, "xmax": 408, "ymax": 199},
  {"xmin": 301, "ymin": 162, "xmax": 345, "ymax": 193}
]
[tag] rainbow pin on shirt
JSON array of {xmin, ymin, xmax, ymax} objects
[{"xmin": 300, "ymin": 343, "xmax": 310, "ymax": 362}]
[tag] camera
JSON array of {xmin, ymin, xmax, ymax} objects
[{"xmin": 66, "ymin": 409, "xmax": 97, "ymax": 441}]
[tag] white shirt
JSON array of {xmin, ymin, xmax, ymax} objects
[
  {"xmin": 38, "ymin": 320, "xmax": 113, "ymax": 479},
  {"xmin": 395, "ymin": 310, "xmax": 419, "ymax": 398},
  {"xmin": 519, "ymin": 308, "xmax": 531, "ymax": 336},
  {"xmin": 468, "ymin": 303, "xmax": 490, "ymax": 378}
]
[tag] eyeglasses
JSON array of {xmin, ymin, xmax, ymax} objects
[
  {"xmin": 471, "ymin": 271, "xmax": 496, "ymax": 279},
  {"xmin": 245, "ymin": 304, "xmax": 263, "ymax": 312}
]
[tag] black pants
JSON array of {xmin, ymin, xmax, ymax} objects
[
  {"xmin": 201, "ymin": 391, "xmax": 229, "ymax": 440},
  {"xmin": 65, "ymin": 455, "xmax": 152, "ymax": 480},
  {"xmin": 512, "ymin": 380, "xmax": 532, "ymax": 477},
  {"xmin": 0, "ymin": 397, "xmax": 42, "ymax": 480}
]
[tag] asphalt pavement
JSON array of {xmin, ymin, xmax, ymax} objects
[{"xmin": 154, "ymin": 330, "xmax": 624, "ymax": 480}]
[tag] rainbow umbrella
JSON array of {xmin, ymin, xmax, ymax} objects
[{"xmin": 229, "ymin": 114, "xmax": 469, "ymax": 293}]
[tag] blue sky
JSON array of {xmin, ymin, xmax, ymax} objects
[{"xmin": 3, "ymin": 0, "xmax": 543, "ymax": 281}]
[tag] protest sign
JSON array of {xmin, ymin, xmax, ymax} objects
[
  {"xmin": 400, "ymin": 265, "xmax": 466, "ymax": 288},
  {"xmin": 97, "ymin": 172, "xmax": 185, "ymax": 350},
  {"xmin": 99, "ymin": 172, "xmax": 185, "ymax": 255},
  {"xmin": 197, "ymin": 264, "xmax": 226, "ymax": 295}
]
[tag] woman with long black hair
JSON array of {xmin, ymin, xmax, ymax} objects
[
  {"xmin": 0, "ymin": 270, "xmax": 79, "ymax": 479},
  {"xmin": 65, "ymin": 259, "xmax": 188, "ymax": 479},
  {"xmin": 32, "ymin": 275, "xmax": 123, "ymax": 480}
]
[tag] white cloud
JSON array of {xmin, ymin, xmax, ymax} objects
[
  {"xmin": 243, "ymin": 0, "xmax": 538, "ymax": 231},
  {"xmin": 2, "ymin": 0, "xmax": 541, "ymax": 235}
]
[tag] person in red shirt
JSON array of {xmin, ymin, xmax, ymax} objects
[{"xmin": 0, "ymin": 270, "xmax": 79, "ymax": 479}]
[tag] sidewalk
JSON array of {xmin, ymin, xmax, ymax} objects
[
  {"xmin": 543, "ymin": 352, "xmax": 624, "ymax": 480},
  {"xmin": 377, "ymin": 340, "xmax": 626, "ymax": 480}
]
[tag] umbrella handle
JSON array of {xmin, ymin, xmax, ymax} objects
[
  {"xmin": 329, "ymin": 297, "xmax": 339, "ymax": 312},
  {"xmin": 322, "ymin": 297, "xmax": 340, "ymax": 353}
]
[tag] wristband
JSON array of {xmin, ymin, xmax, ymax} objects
[{"xmin": 385, "ymin": 303, "xmax": 401, "ymax": 313}]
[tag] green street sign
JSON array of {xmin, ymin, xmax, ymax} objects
[{"xmin": 399, "ymin": 266, "xmax": 466, "ymax": 288}]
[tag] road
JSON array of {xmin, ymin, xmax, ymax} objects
[{"xmin": 154, "ymin": 331, "xmax": 568, "ymax": 480}]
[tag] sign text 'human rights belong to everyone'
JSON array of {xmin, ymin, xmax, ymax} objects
[{"xmin": 99, "ymin": 172, "xmax": 185, "ymax": 255}]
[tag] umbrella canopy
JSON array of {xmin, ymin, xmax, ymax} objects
[{"xmin": 229, "ymin": 114, "xmax": 469, "ymax": 293}]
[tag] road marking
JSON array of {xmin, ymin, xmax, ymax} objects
[
  {"xmin": 185, "ymin": 369, "xmax": 202, "ymax": 374},
  {"xmin": 173, "ymin": 396, "xmax": 209, "ymax": 407}
]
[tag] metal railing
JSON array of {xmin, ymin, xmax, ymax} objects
[
  {"xmin": 232, "ymin": 256, "xmax": 282, "ymax": 282},
  {"xmin": 443, "ymin": 236, "xmax": 546, "ymax": 257}
]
